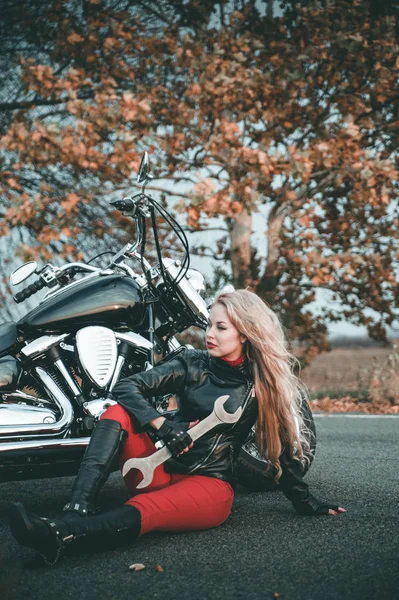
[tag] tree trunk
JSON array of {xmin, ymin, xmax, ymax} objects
[
  {"xmin": 266, "ymin": 0, "xmax": 273, "ymax": 20},
  {"xmin": 228, "ymin": 208, "xmax": 252, "ymax": 289},
  {"xmin": 259, "ymin": 203, "xmax": 286, "ymax": 293}
]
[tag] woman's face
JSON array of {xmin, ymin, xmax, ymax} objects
[{"xmin": 206, "ymin": 303, "xmax": 245, "ymax": 361}]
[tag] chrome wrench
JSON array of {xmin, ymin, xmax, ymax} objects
[{"xmin": 122, "ymin": 394, "xmax": 241, "ymax": 488}]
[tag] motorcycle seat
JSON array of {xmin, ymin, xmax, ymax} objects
[{"xmin": 0, "ymin": 322, "xmax": 17, "ymax": 353}]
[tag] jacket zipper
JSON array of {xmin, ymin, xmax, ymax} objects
[
  {"xmin": 187, "ymin": 432, "xmax": 224, "ymax": 473},
  {"xmin": 187, "ymin": 381, "xmax": 255, "ymax": 473},
  {"xmin": 231, "ymin": 382, "xmax": 255, "ymax": 430}
]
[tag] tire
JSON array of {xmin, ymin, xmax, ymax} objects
[{"xmin": 236, "ymin": 398, "xmax": 316, "ymax": 491}]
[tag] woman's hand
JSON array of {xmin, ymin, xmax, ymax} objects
[
  {"xmin": 177, "ymin": 420, "xmax": 199, "ymax": 455},
  {"xmin": 155, "ymin": 419, "xmax": 199, "ymax": 458},
  {"xmin": 327, "ymin": 506, "xmax": 347, "ymax": 516},
  {"xmin": 311, "ymin": 504, "xmax": 347, "ymax": 516},
  {"xmin": 293, "ymin": 498, "xmax": 347, "ymax": 516}
]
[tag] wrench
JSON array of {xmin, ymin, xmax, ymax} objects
[{"xmin": 122, "ymin": 394, "xmax": 242, "ymax": 488}]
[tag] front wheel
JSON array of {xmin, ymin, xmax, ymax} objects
[{"xmin": 236, "ymin": 398, "xmax": 316, "ymax": 491}]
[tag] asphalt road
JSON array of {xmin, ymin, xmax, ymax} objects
[{"xmin": 0, "ymin": 415, "xmax": 398, "ymax": 600}]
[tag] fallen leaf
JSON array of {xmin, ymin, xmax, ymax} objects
[{"xmin": 129, "ymin": 563, "xmax": 145, "ymax": 571}]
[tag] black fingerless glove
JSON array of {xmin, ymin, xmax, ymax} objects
[
  {"xmin": 278, "ymin": 446, "xmax": 341, "ymax": 517},
  {"xmin": 293, "ymin": 495, "xmax": 341, "ymax": 516},
  {"xmin": 156, "ymin": 420, "xmax": 193, "ymax": 458}
]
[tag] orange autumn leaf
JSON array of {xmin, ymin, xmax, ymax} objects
[
  {"xmin": 61, "ymin": 193, "xmax": 80, "ymax": 214},
  {"xmin": 67, "ymin": 32, "xmax": 84, "ymax": 44}
]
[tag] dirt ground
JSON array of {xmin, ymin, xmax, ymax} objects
[
  {"xmin": 301, "ymin": 345, "xmax": 395, "ymax": 394},
  {"xmin": 301, "ymin": 342, "xmax": 399, "ymax": 413}
]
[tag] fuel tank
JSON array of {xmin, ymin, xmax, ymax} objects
[{"xmin": 18, "ymin": 274, "xmax": 146, "ymax": 334}]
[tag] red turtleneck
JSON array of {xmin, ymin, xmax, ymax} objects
[{"xmin": 220, "ymin": 355, "xmax": 246, "ymax": 367}]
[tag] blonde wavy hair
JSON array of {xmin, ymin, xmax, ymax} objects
[{"xmin": 212, "ymin": 289, "xmax": 310, "ymax": 481}]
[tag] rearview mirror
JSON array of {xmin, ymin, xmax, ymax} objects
[{"xmin": 10, "ymin": 261, "xmax": 37, "ymax": 286}]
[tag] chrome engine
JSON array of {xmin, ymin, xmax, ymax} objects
[
  {"xmin": 0, "ymin": 327, "xmax": 153, "ymax": 449},
  {"xmin": 0, "ymin": 366, "xmax": 74, "ymax": 440}
]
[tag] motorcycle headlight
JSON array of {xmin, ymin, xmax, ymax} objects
[
  {"xmin": 161, "ymin": 258, "xmax": 209, "ymax": 322},
  {"xmin": 185, "ymin": 269, "xmax": 206, "ymax": 297}
]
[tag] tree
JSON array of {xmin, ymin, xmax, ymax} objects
[
  {"xmin": 148, "ymin": 0, "xmax": 399, "ymax": 358},
  {"xmin": 0, "ymin": 0, "xmax": 194, "ymax": 317},
  {"xmin": 0, "ymin": 0, "xmax": 398, "ymax": 361}
]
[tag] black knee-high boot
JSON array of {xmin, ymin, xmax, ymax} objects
[
  {"xmin": 9, "ymin": 502, "xmax": 141, "ymax": 566},
  {"xmin": 63, "ymin": 419, "xmax": 127, "ymax": 517}
]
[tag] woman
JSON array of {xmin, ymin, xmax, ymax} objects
[{"xmin": 9, "ymin": 290, "xmax": 346, "ymax": 565}]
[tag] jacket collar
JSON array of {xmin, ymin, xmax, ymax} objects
[{"xmin": 207, "ymin": 354, "xmax": 252, "ymax": 382}]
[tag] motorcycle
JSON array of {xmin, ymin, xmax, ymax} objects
[{"xmin": 0, "ymin": 153, "xmax": 315, "ymax": 490}]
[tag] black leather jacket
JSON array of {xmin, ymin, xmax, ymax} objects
[{"xmin": 113, "ymin": 348, "xmax": 322, "ymax": 512}]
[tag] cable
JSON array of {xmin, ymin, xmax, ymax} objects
[
  {"xmin": 140, "ymin": 215, "xmax": 153, "ymax": 287},
  {"xmin": 150, "ymin": 205, "xmax": 168, "ymax": 284},
  {"xmin": 147, "ymin": 196, "xmax": 190, "ymax": 290},
  {"xmin": 87, "ymin": 251, "xmax": 114, "ymax": 265}
]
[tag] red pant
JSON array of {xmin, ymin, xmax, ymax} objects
[{"xmin": 100, "ymin": 405, "xmax": 234, "ymax": 536}]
